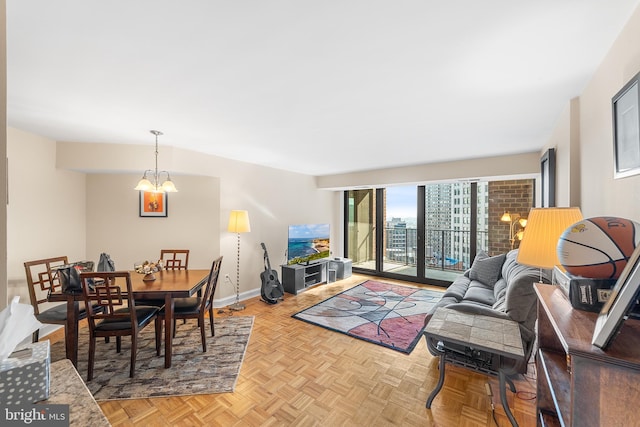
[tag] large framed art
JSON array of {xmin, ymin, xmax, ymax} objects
[
  {"xmin": 612, "ymin": 71, "xmax": 640, "ymax": 179},
  {"xmin": 139, "ymin": 191, "xmax": 168, "ymax": 217}
]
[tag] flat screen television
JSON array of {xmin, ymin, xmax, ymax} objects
[
  {"xmin": 592, "ymin": 243, "xmax": 640, "ymax": 349},
  {"xmin": 287, "ymin": 223, "xmax": 330, "ymax": 265}
]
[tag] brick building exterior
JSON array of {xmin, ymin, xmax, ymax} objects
[{"xmin": 488, "ymin": 179, "xmax": 535, "ymax": 255}]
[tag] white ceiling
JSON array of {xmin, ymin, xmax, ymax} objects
[{"xmin": 7, "ymin": 1, "xmax": 640, "ymax": 176}]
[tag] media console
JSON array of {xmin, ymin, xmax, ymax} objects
[{"xmin": 281, "ymin": 259, "xmax": 329, "ymax": 295}]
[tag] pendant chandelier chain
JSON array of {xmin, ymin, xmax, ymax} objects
[{"xmin": 134, "ymin": 130, "xmax": 178, "ymax": 193}]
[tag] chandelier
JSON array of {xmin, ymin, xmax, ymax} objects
[{"xmin": 134, "ymin": 130, "xmax": 178, "ymax": 193}]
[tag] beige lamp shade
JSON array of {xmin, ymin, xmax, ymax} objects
[
  {"xmin": 516, "ymin": 207, "xmax": 583, "ymax": 269},
  {"xmin": 228, "ymin": 210, "xmax": 251, "ymax": 233}
]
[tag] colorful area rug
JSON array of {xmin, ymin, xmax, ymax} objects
[
  {"xmin": 50, "ymin": 315, "xmax": 253, "ymax": 400},
  {"xmin": 292, "ymin": 280, "xmax": 442, "ymax": 353}
]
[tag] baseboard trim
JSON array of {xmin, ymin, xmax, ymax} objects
[{"xmin": 213, "ymin": 287, "xmax": 261, "ymax": 308}]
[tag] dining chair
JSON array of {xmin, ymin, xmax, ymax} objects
[
  {"xmin": 136, "ymin": 248, "xmax": 191, "ymax": 310},
  {"xmin": 24, "ymin": 256, "xmax": 79, "ymax": 342},
  {"xmin": 160, "ymin": 249, "xmax": 190, "ymax": 270},
  {"xmin": 160, "ymin": 256, "xmax": 222, "ymax": 352},
  {"xmin": 134, "ymin": 248, "xmax": 189, "ymax": 307},
  {"xmin": 80, "ymin": 271, "xmax": 162, "ymax": 380}
]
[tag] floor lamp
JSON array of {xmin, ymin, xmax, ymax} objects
[
  {"xmin": 228, "ymin": 210, "xmax": 251, "ymax": 311},
  {"xmin": 516, "ymin": 207, "xmax": 583, "ymax": 282},
  {"xmin": 500, "ymin": 211, "xmax": 527, "ymax": 250}
]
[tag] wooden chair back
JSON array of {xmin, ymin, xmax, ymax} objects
[
  {"xmin": 201, "ymin": 256, "xmax": 223, "ymax": 313},
  {"xmin": 168, "ymin": 255, "xmax": 222, "ymax": 352},
  {"xmin": 160, "ymin": 249, "xmax": 190, "ymax": 270},
  {"xmin": 80, "ymin": 270, "xmax": 160, "ymax": 380},
  {"xmin": 80, "ymin": 271, "xmax": 137, "ymax": 332},
  {"xmin": 23, "ymin": 256, "xmax": 69, "ymax": 315}
]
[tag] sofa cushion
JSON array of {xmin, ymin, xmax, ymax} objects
[
  {"xmin": 464, "ymin": 281, "xmax": 496, "ymax": 305},
  {"xmin": 441, "ymin": 277, "xmax": 470, "ymax": 301},
  {"xmin": 492, "ymin": 278, "xmax": 508, "ymax": 311},
  {"xmin": 469, "ymin": 251, "xmax": 506, "ymax": 287}
]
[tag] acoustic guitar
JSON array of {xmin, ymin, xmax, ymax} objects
[{"xmin": 260, "ymin": 242, "xmax": 284, "ymax": 304}]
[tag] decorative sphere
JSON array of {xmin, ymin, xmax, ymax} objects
[{"xmin": 557, "ymin": 216, "xmax": 640, "ymax": 279}]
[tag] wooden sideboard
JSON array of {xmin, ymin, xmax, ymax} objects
[{"xmin": 534, "ymin": 283, "xmax": 640, "ymax": 426}]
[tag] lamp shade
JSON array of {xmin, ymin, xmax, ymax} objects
[
  {"xmin": 516, "ymin": 207, "xmax": 583, "ymax": 269},
  {"xmin": 228, "ymin": 210, "xmax": 251, "ymax": 233},
  {"xmin": 134, "ymin": 177, "xmax": 153, "ymax": 191},
  {"xmin": 161, "ymin": 179, "xmax": 178, "ymax": 193}
]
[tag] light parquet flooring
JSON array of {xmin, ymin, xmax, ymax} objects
[{"xmin": 46, "ymin": 274, "xmax": 537, "ymax": 426}]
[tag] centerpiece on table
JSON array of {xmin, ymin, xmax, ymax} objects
[{"xmin": 134, "ymin": 260, "xmax": 164, "ymax": 281}]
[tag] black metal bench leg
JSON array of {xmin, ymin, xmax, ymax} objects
[
  {"xmin": 499, "ymin": 369, "xmax": 519, "ymax": 427},
  {"xmin": 426, "ymin": 353, "xmax": 446, "ymax": 408},
  {"xmin": 504, "ymin": 374, "xmax": 516, "ymax": 393}
]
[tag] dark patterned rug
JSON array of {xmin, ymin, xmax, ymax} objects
[
  {"xmin": 50, "ymin": 315, "xmax": 254, "ymax": 400},
  {"xmin": 292, "ymin": 281, "xmax": 442, "ymax": 353}
]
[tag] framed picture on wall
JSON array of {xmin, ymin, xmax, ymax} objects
[
  {"xmin": 139, "ymin": 191, "xmax": 168, "ymax": 217},
  {"xmin": 613, "ymin": 71, "xmax": 640, "ymax": 179},
  {"xmin": 540, "ymin": 148, "xmax": 556, "ymax": 207}
]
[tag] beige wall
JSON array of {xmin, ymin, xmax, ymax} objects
[
  {"xmin": 550, "ymin": 5, "xmax": 640, "ymax": 220},
  {"xmin": 544, "ymin": 97, "xmax": 581, "ymax": 208},
  {"xmin": 7, "ymin": 128, "xmax": 87, "ymax": 307},
  {"xmin": 316, "ymin": 152, "xmax": 541, "ymax": 190},
  {"xmin": 18, "ymin": 138, "xmax": 338, "ymax": 306},
  {"xmin": 0, "ymin": 0, "xmax": 6, "ymax": 309},
  {"xmin": 85, "ymin": 174, "xmax": 220, "ymax": 272}
]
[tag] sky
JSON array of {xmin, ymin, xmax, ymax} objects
[
  {"xmin": 386, "ymin": 186, "xmax": 417, "ymax": 219},
  {"xmin": 288, "ymin": 223, "xmax": 330, "ymax": 239}
]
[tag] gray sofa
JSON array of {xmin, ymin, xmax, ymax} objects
[{"xmin": 424, "ymin": 249, "xmax": 551, "ymax": 374}]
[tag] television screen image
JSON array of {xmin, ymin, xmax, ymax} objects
[{"xmin": 287, "ymin": 224, "xmax": 330, "ymax": 265}]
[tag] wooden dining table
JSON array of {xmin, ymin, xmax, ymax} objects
[{"xmin": 48, "ymin": 268, "xmax": 210, "ymax": 369}]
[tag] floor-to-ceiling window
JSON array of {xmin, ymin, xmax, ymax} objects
[
  {"xmin": 345, "ymin": 179, "xmax": 533, "ymax": 286},
  {"xmin": 424, "ymin": 182, "xmax": 473, "ymax": 282},
  {"xmin": 383, "ymin": 186, "xmax": 417, "ymax": 278},
  {"xmin": 346, "ymin": 189, "xmax": 377, "ymax": 270},
  {"xmin": 423, "ymin": 181, "xmax": 491, "ymax": 281}
]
